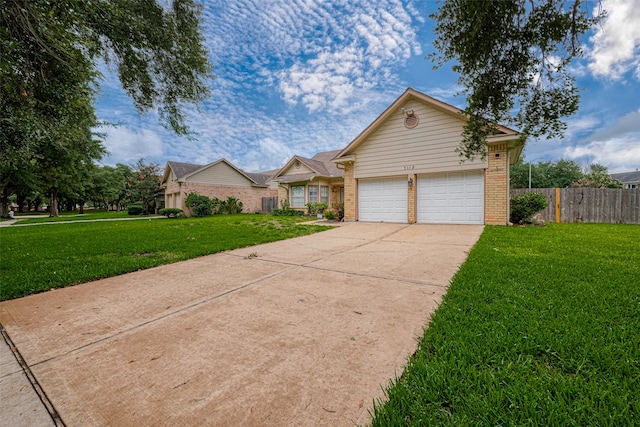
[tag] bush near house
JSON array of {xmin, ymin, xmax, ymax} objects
[
  {"xmin": 186, "ymin": 194, "xmax": 244, "ymax": 217},
  {"xmin": 185, "ymin": 193, "xmax": 213, "ymax": 217},
  {"xmin": 510, "ymin": 192, "xmax": 547, "ymax": 224},
  {"xmin": 127, "ymin": 204, "xmax": 144, "ymax": 215},
  {"xmin": 222, "ymin": 196, "xmax": 243, "ymax": 214},
  {"xmin": 271, "ymin": 199, "xmax": 303, "ymax": 216},
  {"xmin": 271, "ymin": 208, "xmax": 304, "ymax": 216},
  {"xmin": 323, "ymin": 209, "xmax": 336, "ymax": 220},
  {"xmin": 306, "ymin": 202, "xmax": 328, "ymax": 215},
  {"xmin": 159, "ymin": 208, "xmax": 183, "ymax": 218},
  {"xmin": 331, "ymin": 201, "xmax": 344, "ymax": 221}
]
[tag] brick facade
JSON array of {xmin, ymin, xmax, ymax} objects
[
  {"xmin": 165, "ymin": 183, "xmax": 277, "ymax": 215},
  {"xmin": 408, "ymin": 174, "xmax": 417, "ymax": 223},
  {"xmin": 484, "ymin": 144, "xmax": 509, "ymax": 225},
  {"xmin": 277, "ymin": 186, "xmax": 288, "ymax": 208},
  {"xmin": 343, "ymin": 163, "xmax": 357, "ymax": 221}
]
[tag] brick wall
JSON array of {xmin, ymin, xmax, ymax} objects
[
  {"xmin": 408, "ymin": 174, "xmax": 416, "ymax": 223},
  {"xmin": 343, "ymin": 163, "xmax": 356, "ymax": 221},
  {"xmin": 485, "ymin": 144, "xmax": 509, "ymax": 224},
  {"xmin": 180, "ymin": 183, "xmax": 277, "ymax": 214},
  {"xmin": 277, "ymin": 186, "xmax": 288, "ymax": 208}
]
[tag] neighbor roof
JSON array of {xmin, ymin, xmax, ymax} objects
[
  {"xmin": 610, "ymin": 171, "xmax": 640, "ymax": 184},
  {"xmin": 162, "ymin": 159, "xmax": 274, "ymax": 187},
  {"xmin": 272, "ymin": 149, "xmax": 343, "ymax": 182},
  {"xmin": 165, "ymin": 161, "xmax": 202, "ymax": 180}
]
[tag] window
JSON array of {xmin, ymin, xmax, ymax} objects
[
  {"xmin": 321, "ymin": 186, "xmax": 329, "ymax": 203},
  {"xmin": 291, "ymin": 186, "xmax": 305, "ymax": 207},
  {"xmin": 309, "ymin": 186, "xmax": 318, "ymax": 202}
]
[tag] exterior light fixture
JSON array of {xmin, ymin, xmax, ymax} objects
[{"xmin": 408, "ymin": 178, "xmax": 414, "ymax": 187}]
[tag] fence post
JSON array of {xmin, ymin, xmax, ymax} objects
[{"xmin": 555, "ymin": 188, "xmax": 561, "ymax": 223}]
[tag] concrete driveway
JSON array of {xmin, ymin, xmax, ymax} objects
[{"xmin": 0, "ymin": 222, "xmax": 482, "ymax": 426}]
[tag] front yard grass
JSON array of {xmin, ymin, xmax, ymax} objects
[
  {"xmin": 13, "ymin": 210, "xmax": 135, "ymax": 224},
  {"xmin": 372, "ymin": 223, "xmax": 639, "ymax": 426},
  {"xmin": 0, "ymin": 214, "xmax": 330, "ymax": 301}
]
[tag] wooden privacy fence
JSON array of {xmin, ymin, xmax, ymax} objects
[
  {"xmin": 510, "ymin": 188, "xmax": 640, "ymax": 224},
  {"xmin": 262, "ymin": 196, "xmax": 278, "ymax": 214}
]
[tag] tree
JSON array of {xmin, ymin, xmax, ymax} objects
[
  {"xmin": 587, "ymin": 163, "xmax": 609, "ymax": 174},
  {"xmin": 90, "ymin": 165, "xmax": 129, "ymax": 211},
  {"xmin": 430, "ymin": 0, "xmax": 602, "ymax": 160},
  {"xmin": 1, "ymin": 0, "xmax": 213, "ymax": 135},
  {"xmin": 510, "ymin": 159, "xmax": 583, "ymax": 188},
  {"xmin": 126, "ymin": 159, "xmax": 163, "ymax": 215},
  {"xmin": 37, "ymin": 128, "xmax": 105, "ymax": 217},
  {"xmin": 0, "ymin": 0, "xmax": 213, "ymax": 217},
  {"xmin": 572, "ymin": 172, "xmax": 623, "ymax": 188}
]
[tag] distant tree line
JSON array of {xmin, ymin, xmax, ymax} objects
[
  {"xmin": 511, "ymin": 160, "xmax": 624, "ymax": 189},
  {"xmin": 2, "ymin": 158, "xmax": 163, "ymax": 217}
]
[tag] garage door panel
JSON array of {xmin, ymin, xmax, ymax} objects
[
  {"xmin": 417, "ymin": 170, "xmax": 484, "ymax": 224},
  {"xmin": 359, "ymin": 177, "xmax": 407, "ymax": 222}
]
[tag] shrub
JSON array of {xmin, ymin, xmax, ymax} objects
[
  {"xmin": 223, "ymin": 196, "xmax": 243, "ymax": 214},
  {"xmin": 210, "ymin": 197, "xmax": 223, "ymax": 215},
  {"xmin": 510, "ymin": 192, "xmax": 547, "ymax": 224},
  {"xmin": 331, "ymin": 201, "xmax": 344, "ymax": 221},
  {"xmin": 210, "ymin": 196, "xmax": 244, "ymax": 214},
  {"xmin": 323, "ymin": 209, "xmax": 336, "ymax": 220},
  {"xmin": 306, "ymin": 202, "xmax": 328, "ymax": 215},
  {"xmin": 127, "ymin": 204, "xmax": 143, "ymax": 216},
  {"xmin": 271, "ymin": 208, "xmax": 304, "ymax": 216},
  {"xmin": 159, "ymin": 208, "xmax": 183, "ymax": 218},
  {"xmin": 185, "ymin": 193, "xmax": 212, "ymax": 217}
]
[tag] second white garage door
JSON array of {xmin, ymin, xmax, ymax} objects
[
  {"xmin": 359, "ymin": 177, "xmax": 407, "ymax": 222},
  {"xmin": 417, "ymin": 170, "xmax": 484, "ymax": 224}
]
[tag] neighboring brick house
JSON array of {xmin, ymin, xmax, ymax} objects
[
  {"xmin": 161, "ymin": 159, "xmax": 277, "ymax": 214},
  {"xmin": 271, "ymin": 150, "xmax": 345, "ymax": 212},
  {"xmin": 331, "ymin": 88, "xmax": 523, "ymax": 225}
]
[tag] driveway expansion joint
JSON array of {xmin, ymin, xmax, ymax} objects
[{"xmin": 1, "ymin": 323, "xmax": 64, "ymax": 426}]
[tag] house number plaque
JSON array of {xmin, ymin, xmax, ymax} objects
[{"xmin": 403, "ymin": 165, "xmax": 415, "ymax": 170}]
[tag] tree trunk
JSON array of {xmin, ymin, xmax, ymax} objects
[
  {"xmin": 17, "ymin": 194, "xmax": 26, "ymax": 213},
  {"xmin": 49, "ymin": 190, "xmax": 59, "ymax": 217}
]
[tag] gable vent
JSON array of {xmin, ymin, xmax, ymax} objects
[{"xmin": 404, "ymin": 113, "xmax": 419, "ymax": 129}]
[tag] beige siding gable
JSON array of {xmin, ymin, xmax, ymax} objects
[
  {"xmin": 280, "ymin": 160, "xmax": 314, "ymax": 176},
  {"xmin": 354, "ymin": 99, "xmax": 487, "ymax": 178},
  {"xmin": 186, "ymin": 161, "xmax": 252, "ymax": 186}
]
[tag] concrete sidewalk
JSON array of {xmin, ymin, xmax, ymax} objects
[
  {"xmin": 1, "ymin": 327, "xmax": 56, "ymax": 426},
  {"xmin": 0, "ymin": 223, "xmax": 482, "ymax": 426}
]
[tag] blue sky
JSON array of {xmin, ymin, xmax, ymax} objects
[{"xmin": 97, "ymin": 0, "xmax": 640, "ymax": 174}]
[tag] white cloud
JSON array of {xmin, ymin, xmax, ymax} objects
[
  {"xmin": 523, "ymin": 108, "xmax": 640, "ymax": 173},
  {"xmin": 564, "ymin": 134, "xmax": 640, "ymax": 173},
  {"xmin": 588, "ymin": 0, "xmax": 640, "ymax": 79},
  {"xmin": 100, "ymin": 127, "xmax": 164, "ymax": 166}
]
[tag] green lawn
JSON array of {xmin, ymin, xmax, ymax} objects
[
  {"xmin": 13, "ymin": 210, "xmax": 134, "ymax": 224},
  {"xmin": 372, "ymin": 223, "xmax": 640, "ymax": 426},
  {"xmin": 0, "ymin": 214, "xmax": 330, "ymax": 301}
]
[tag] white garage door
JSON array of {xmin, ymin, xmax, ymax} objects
[
  {"xmin": 417, "ymin": 170, "xmax": 484, "ymax": 224},
  {"xmin": 359, "ymin": 177, "xmax": 408, "ymax": 222}
]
